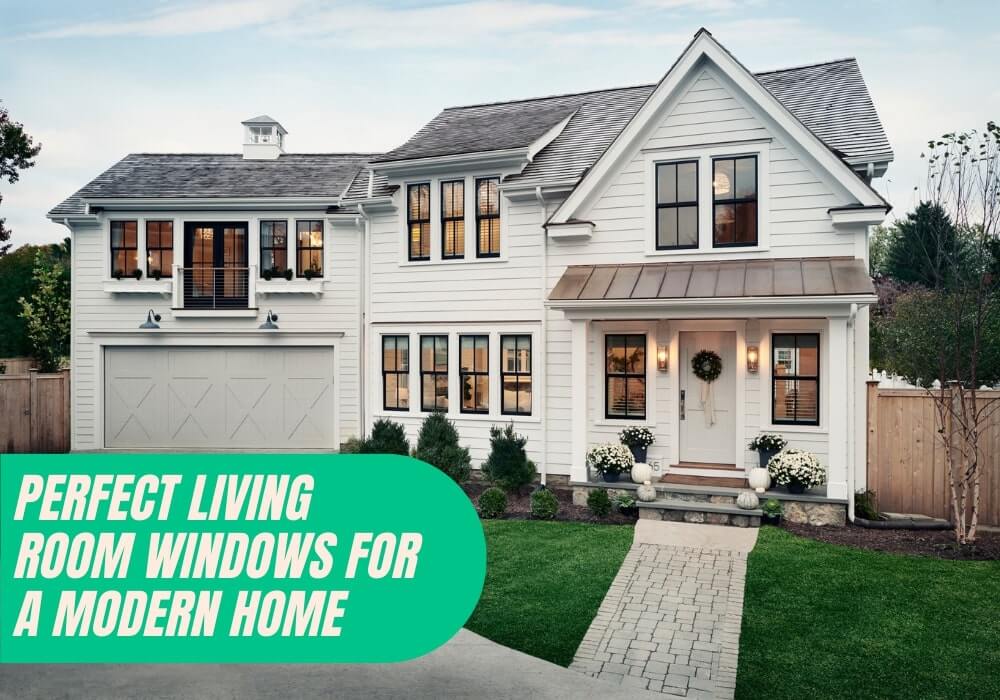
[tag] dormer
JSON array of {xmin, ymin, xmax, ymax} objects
[{"xmin": 241, "ymin": 115, "xmax": 287, "ymax": 160}]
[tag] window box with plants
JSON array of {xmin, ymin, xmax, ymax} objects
[
  {"xmin": 587, "ymin": 442, "xmax": 634, "ymax": 483},
  {"xmin": 258, "ymin": 267, "xmax": 324, "ymax": 296},
  {"xmin": 103, "ymin": 267, "xmax": 171, "ymax": 295}
]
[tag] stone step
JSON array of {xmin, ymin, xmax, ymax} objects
[{"xmin": 637, "ymin": 498, "xmax": 762, "ymax": 528}]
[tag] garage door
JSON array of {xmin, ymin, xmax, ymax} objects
[{"xmin": 104, "ymin": 347, "xmax": 335, "ymax": 449}]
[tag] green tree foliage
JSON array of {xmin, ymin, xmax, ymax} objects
[
  {"xmin": 481, "ymin": 423, "xmax": 537, "ymax": 493},
  {"xmin": 883, "ymin": 202, "xmax": 963, "ymax": 288},
  {"xmin": 0, "ymin": 103, "xmax": 42, "ymax": 254},
  {"xmin": 413, "ymin": 411, "xmax": 471, "ymax": 483},
  {"xmin": 868, "ymin": 225, "xmax": 893, "ymax": 277},
  {"xmin": 18, "ymin": 251, "xmax": 70, "ymax": 371},
  {"xmin": 359, "ymin": 418, "xmax": 410, "ymax": 455}
]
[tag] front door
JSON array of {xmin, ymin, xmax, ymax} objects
[
  {"xmin": 679, "ymin": 330, "xmax": 737, "ymax": 464},
  {"xmin": 183, "ymin": 222, "xmax": 249, "ymax": 308}
]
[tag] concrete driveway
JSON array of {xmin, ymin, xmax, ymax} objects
[{"xmin": 0, "ymin": 629, "xmax": 662, "ymax": 700}]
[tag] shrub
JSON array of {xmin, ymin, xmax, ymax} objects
[
  {"xmin": 531, "ymin": 488, "xmax": 559, "ymax": 520},
  {"xmin": 762, "ymin": 498, "xmax": 783, "ymax": 518},
  {"xmin": 360, "ymin": 419, "xmax": 410, "ymax": 455},
  {"xmin": 854, "ymin": 489, "xmax": 880, "ymax": 520},
  {"xmin": 767, "ymin": 448, "xmax": 826, "ymax": 488},
  {"xmin": 587, "ymin": 489, "xmax": 612, "ymax": 517},
  {"xmin": 612, "ymin": 492, "xmax": 636, "ymax": 514},
  {"xmin": 478, "ymin": 487, "xmax": 507, "ymax": 519},
  {"xmin": 482, "ymin": 423, "xmax": 536, "ymax": 493},
  {"xmin": 413, "ymin": 412, "xmax": 471, "ymax": 483},
  {"xmin": 340, "ymin": 436, "xmax": 363, "ymax": 454},
  {"xmin": 586, "ymin": 442, "xmax": 634, "ymax": 478}
]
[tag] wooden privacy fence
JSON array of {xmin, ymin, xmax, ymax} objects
[
  {"xmin": 867, "ymin": 382, "xmax": 1000, "ymax": 527},
  {"xmin": 0, "ymin": 369, "xmax": 70, "ymax": 453},
  {"xmin": 0, "ymin": 357, "xmax": 38, "ymax": 375}
]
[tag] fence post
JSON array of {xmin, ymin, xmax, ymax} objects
[
  {"xmin": 62, "ymin": 368, "xmax": 71, "ymax": 452},
  {"xmin": 866, "ymin": 380, "xmax": 879, "ymax": 490},
  {"xmin": 28, "ymin": 368, "xmax": 39, "ymax": 452}
]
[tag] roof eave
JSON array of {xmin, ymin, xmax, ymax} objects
[{"xmin": 372, "ymin": 147, "xmax": 529, "ymax": 177}]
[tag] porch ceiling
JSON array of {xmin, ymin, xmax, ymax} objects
[{"xmin": 548, "ymin": 257, "xmax": 874, "ymax": 302}]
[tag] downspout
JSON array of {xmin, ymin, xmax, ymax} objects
[
  {"xmin": 535, "ymin": 186, "xmax": 549, "ymax": 487},
  {"xmin": 357, "ymin": 202, "xmax": 372, "ymax": 441},
  {"xmin": 62, "ymin": 218, "xmax": 75, "ymax": 451},
  {"xmin": 846, "ymin": 302, "xmax": 859, "ymax": 522}
]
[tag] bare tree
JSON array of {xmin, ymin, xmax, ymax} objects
[{"xmin": 882, "ymin": 123, "xmax": 1000, "ymax": 543}]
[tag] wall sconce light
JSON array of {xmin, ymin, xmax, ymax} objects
[
  {"xmin": 139, "ymin": 309, "xmax": 161, "ymax": 329},
  {"xmin": 259, "ymin": 310, "xmax": 279, "ymax": 330},
  {"xmin": 657, "ymin": 344, "xmax": 669, "ymax": 372},
  {"xmin": 746, "ymin": 344, "xmax": 760, "ymax": 374}
]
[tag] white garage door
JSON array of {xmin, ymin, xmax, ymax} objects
[{"xmin": 104, "ymin": 347, "xmax": 336, "ymax": 449}]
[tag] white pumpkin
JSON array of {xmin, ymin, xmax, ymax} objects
[
  {"xmin": 736, "ymin": 490, "xmax": 760, "ymax": 510},
  {"xmin": 636, "ymin": 481, "xmax": 657, "ymax": 502},
  {"xmin": 748, "ymin": 467, "xmax": 771, "ymax": 493},
  {"xmin": 631, "ymin": 461, "xmax": 653, "ymax": 484}
]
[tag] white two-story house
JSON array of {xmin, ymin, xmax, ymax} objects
[{"xmin": 51, "ymin": 30, "xmax": 891, "ymax": 501}]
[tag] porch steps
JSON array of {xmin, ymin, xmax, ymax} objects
[{"xmin": 637, "ymin": 499, "xmax": 762, "ymax": 528}]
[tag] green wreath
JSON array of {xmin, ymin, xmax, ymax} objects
[{"xmin": 691, "ymin": 349, "xmax": 723, "ymax": 382}]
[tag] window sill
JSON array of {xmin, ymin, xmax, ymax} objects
[
  {"xmin": 102, "ymin": 280, "xmax": 172, "ymax": 295},
  {"xmin": 644, "ymin": 245, "xmax": 769, "ymax": 258},
  {"xmin": 398, "ymin": 257, "xmax": 508, "ymax": 268},
  {"xmin": 762, "ymin": 423, "xmax": 826, "ymax": 435},
  {"xmin": 373, "ymin": 410, "xmax": 539, "ymax": 424},
  {"xmin": 257, "ymin": 279, "xmax": 325, "ymax": 296},
  {"xmin": 593, "ymin": 418, "xmax": 652, "ymax": 428},
  {"xmin": 172, "ymin": 308, "xmax": 260, "ymax": 318}
]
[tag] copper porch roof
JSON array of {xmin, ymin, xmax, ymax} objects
[{"xmin": 548, "ymin": 257, "xmax": 874, "ymax": 302}]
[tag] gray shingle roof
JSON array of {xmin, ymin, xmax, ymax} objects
[
  {"xmin": 367, "ymin": 57, "xmax": 892, "ymax": 190},
  {"xmin": 49, "ymin": 153, "xmax": 376, "ymax": 217}
]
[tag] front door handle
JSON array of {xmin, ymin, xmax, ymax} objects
[{"xmin": 680, "ymin": 389, "xmax": 685, "ymax": 420}]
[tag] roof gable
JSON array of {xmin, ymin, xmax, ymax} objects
[{"xmin": 550, "ymin": 29, "xmax": 887, "ymax": 223}]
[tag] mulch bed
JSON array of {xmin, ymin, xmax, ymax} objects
[
  {"xmin": 463, "ymin": 482, "xmax": 637, "ymax": 525},
  {"xmin": 783, "ymin": 521, "xmax": 1000, "ymax": 561}
]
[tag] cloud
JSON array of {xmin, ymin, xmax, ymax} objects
[
  {"xmin": 23, "ymin": 0, "xmax": 307, "ymax": 39},
  {"xmin": 635, "ymin": 0, "xmax": 764, "ymax": 12}
]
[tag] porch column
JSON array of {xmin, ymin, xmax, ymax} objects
[
  {"xmin": 570, "ymin": 319, "xmax": 589, "ymax": 483},
  {"xmin": 827, "ymin": 317, "xmax": 849, "ymax": 499}
]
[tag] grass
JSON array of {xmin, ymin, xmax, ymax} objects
[
  {"xmin": 465, "ymin": 519, "xmax": 633, "ymax": 666},
  {"xmin": 737, "ymin": 527, "xmax": 1000, "ymax": 700}
]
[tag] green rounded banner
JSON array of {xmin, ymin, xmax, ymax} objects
[{"xmin": 0, "ymin": 453, "xmax": 486, "ymax": 663}]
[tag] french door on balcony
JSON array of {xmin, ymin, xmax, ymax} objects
[{"xmin": 183, "ymin": 222, "xmax": 249, "ymax": 309}]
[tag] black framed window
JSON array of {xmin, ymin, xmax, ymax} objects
[
  {"xmin": 501, "ymin": 334, "xmax": 532, "ymax": 416},
  {"xmin": 420, "ymin": 335, "xmax": 448, "ymax": 411},
  {"xmin": 296, "ymin": 220, "xmax": 323, "ymax": 277},
  {"xmin": 260, "ymin": 220, "xmax": 288, "ymax": 276},
  {"xmin": 110, "ymin": 220, "xmax": 138, "ymax": 277},
  {"xmin": 382, "ymin": 335, "xmax": 410, "ymax": 411},
  {"xmin": 145, "ymin": 220, "xmax": 173, "ymax": 278},
  {"xmin": 605, "ymin": 334, "xmax": 646, "ymax": 420},
  {"xmin": 476, "ymin": 177, "xmax": 500, "ymax": 258},
  {"xmin": 713, "ymin": 155, "xmax": 757, "ymax": 247},
  {"xmin": 772, "ymin": 333, "xmax": 819, "ymax": 426},
  {"xmin": 459, "ymin": 335, "xmax": 489, "ymax": 414},
  {"xmin": 408, "ymin": 183, "xmax": 431, "ymax": 261},
  {"xmin": 441, "ymin": 180, "xmax": 465, "ymax": 259},
  {"xmin": 656, "ymin": 161, "xmax": 698, "ymax": 249}
]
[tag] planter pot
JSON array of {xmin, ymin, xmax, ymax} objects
[
  {"xmin": 785, "ymin": 480, "xmax": 807, "ymax": 495},
  {"xmin": 619, "ymin": 505, "xmax": 638, "ymax": 518},
  {"xmin": 631, "ymin": 461, "xmax": 653, "ymax": 484},
  {"xmin": 628, "ymin": 445, "xmax": 648, "ymax": 463},
  {"xmin": 602, "ymin": 471, "xmax": 621, "ymax": 483},
  {"xmin": 758, "ymin": 448, "xmax": 780, "ymax": 468},
  {"xmin": 748, "ymin": 467, "xmax": 771, "ymax": 493},
  {"xmin": 762, "ymin": 514, "xmax": 781, "ymax": 526}
]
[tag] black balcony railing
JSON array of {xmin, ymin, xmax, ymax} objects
[{"xmin": 177, "ymin": 266, "xmax": 252, "ymax": 309}]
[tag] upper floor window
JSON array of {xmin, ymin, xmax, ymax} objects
[
  {"xmin": 260, "ymin": 220, "xmax": 288, "ymax": 276},
  {"xmin": 772, "ymin": 333, "xmax": 819, "ymax": 426},
  {"xmin": 606, "ymin": 334, "xmax": 646, "ymax": 420},
  {"xmin": 713, "ymin": 156, "xmax": 757, "ymax": 247},
  {"xmin": 441, "ymin": 180, "xmax": 465, "ymax": 260},
  {"xmin": 296, "ymin": 220, "xmax": 323, "ymax": 277},
  {"xmin": 382, "ymin": 335, "xmax": 410, "ymax": 412},
  {"xmin": 110, "ymin": 220, "xmax": 138, "ymax": 278},
  {"xmin": 145, "ymin": 221, "xmax": 173, "ymax": 279},
  {"xmin": 408, "ymin": 183, "xmax": 431, "ymax": 261},
  {"xmin": 421, "ymin": 335, "xmax": 448, "ymax": 411},
  {"xmin": 501, "ymin": 334, "xmax": 532, "ymax": 416},
  {"xmin": 459, "ymin": 335, "xmax": 489, "ymax": 414},
  {"xmin": 476, "ymin": 177, "xmax": 500, "ymax": 258},
  {"xmin": 656, "ymin": 161, "xmax": 698, "ymax": 250}
]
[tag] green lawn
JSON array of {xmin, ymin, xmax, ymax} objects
[
  {"xmin": 738, "ymin": 527, "xmax": 1000, "ymax": 700},
  {"xmin": 465, "ymin": 520, "xmax": 634, "ymax": 666}
]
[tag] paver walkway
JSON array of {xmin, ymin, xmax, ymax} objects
[{"xmin": 569, "ymin": 520, "xmax": 758, "ymax": 699}]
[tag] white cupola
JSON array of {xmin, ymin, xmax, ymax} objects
[{"xmin": 241, "ymin": 115, "xmax": 287, "ymax": 160}]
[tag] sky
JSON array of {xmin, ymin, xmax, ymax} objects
[{"xmin": 1, "ymin": 0, "xmax": 998, "ymax": 246}]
